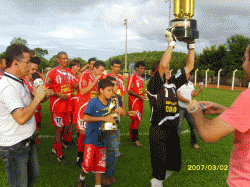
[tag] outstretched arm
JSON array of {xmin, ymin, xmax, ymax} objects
[
  {"xmin": 243, "ymin": 44, "xmax": 250, "ymax": 81},
  {"xmin": 184, "ymin": 41, "xmax": 195, "ymax": 77}
]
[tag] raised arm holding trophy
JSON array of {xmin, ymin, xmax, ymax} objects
[{"xmin": 148, "ymin": 1, "xmax": 197, "ymax": 187}]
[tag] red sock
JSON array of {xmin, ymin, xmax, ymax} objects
[
  {"xmin": 63, "ymin": 132, "xmax": 68, "ymax": 142},
  {"xmin": 77, "ymin": 134, "xmax": 85, "ymax": 152},
  {"xmin": 35, "ymin": 136, "xmax": 39, "ymax": 144},
  {"xmin": 55, "ymin": 143, "xmax": 63, "ymax": 157},
  {"xmin": 67, "ymin": 132, "xmax": 73, "ymax": 143}
]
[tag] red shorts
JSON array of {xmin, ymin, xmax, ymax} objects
[
  {"xmin": 70, "ymin": 97, "xmax": 78, "ymax": 124},
  {"xmin": 129, "ymin": 98, "xmax": 143, "ymax": 121},
  {"xmin": 51, "ymin": 112, "xmax": 71, "ymax": 127},
  {"xmin": 77, "ymin": 102, "xmax": 88, "ymax": 130},
  {"xmin": 82, "ymin": 144, "xmax": 106, "ymax": 173}
]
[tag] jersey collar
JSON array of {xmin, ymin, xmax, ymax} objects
[{"xmin": 4, "ymin": 71, "xmax": 24, "ymax": 86}]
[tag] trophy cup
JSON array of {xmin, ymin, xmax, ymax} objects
[
  {"xmin": 97, "ymin": 98, "xmax": 120, "ymax": 131},
  {"xmin": 170, "ymin": 0, "xmax": 199, "ymax": 41}
]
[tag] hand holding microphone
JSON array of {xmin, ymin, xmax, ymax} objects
[{"xmin": 199, "ymin": 82, "xmax": 204, "ymax": 92}]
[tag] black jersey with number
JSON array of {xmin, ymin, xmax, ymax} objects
[{"xmin": 147, "ymin": 68, "xmax": 187, "ymax": 126}]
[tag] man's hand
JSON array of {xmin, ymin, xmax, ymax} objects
[
  {"xmin": 165, "ymin": 27, "xmax": 176, "ymax": 47},
  {"xmin": 33, "ymin": 85, "xmax": 48, "ymax": 102},
  {"xmin": 199, "ymin": 84, "xmax": 204, "ymax": 91},
  {"xmin": 199, "ymin": 101, "xmax": 223, "ymax": 115},
  {"xmin": 56, "ymin": 92, "xmax": 69, "ymax": 100},
  {"xmin": 114, "ymin": 107, "xmax": 123, "ymax": 114},
  {"xmin": 104, "ymin": 115, "xmax": 115, "ymax": 123},
  {"xmin": 139, "ymin": 95, "xmax": 147, "ymax": 101},
  {"xmin": 127, "ymin": 111, "xmax": 136, "ymax": 117},
  {"xmin": 95, "ymin": 75, "xmax": 101, "ymax": 81},
  {"xmin": 187, "ymin": 100, "xmax": 200, "ymax": 113},
  {"xmin": 46, "ymin": 89, "xmax": 54, "ymax": 97}
]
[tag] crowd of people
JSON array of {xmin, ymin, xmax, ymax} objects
[{"xmin": 1, "ymin": 28, "xmax": 250, "ymax": 187}]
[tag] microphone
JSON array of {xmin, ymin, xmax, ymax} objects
[
  {"xmin": 32, "ymin": 72, "xmax": 43, "ymax": 87},
  {"xmin": 199, "ymin": 82, "xmax": 204, "ymax": 93}
]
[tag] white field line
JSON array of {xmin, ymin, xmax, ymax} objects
[{"xmin": 39, "ymin": 130, "xmax": 190, "ymax": 138}]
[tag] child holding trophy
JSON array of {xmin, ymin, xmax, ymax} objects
[
  {"xmin": 78, "ymin": 79, "xmax": 120, "ymax": 187},
  {"xmin": 101, "ymin": 76, "xmax": 136, "ymax": 185}
]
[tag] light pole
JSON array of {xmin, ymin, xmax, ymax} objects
[{"xmin": 124, "ymin": 19, "xmax": 128, "ymax": 73}]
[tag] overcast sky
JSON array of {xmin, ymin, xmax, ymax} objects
[{"xmin": 0, "ymin": 0, "xmax": 250, "ymax": 61}]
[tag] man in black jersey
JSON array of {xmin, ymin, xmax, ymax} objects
[{"xmin": 147, "ymin": 27, "xmax": 196, "ymax": 187}]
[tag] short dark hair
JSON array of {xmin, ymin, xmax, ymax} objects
[
  {"xmin": 57, "ymin": 51, "xmax": 67, "ymax": 58},
  {"xmin": 5, "ymin": 44, "xmax": 30, "ymax": 68},
  {"xmin": 135, "ymin": 61, "xmax": 146, "ymax": 68},
  {"xmin": 0, "ymin": 56, "xmax": 5, "ymax": 64},
  {"xmin": 70, "ymin": 59, "xmax": 81, "ymax": 68},
  {"xmin": 30, "ymin": 57, "xmax": 41, "ymax": 65},
  {"xmin": 88, "ymin": 58, "xmax": 96, "ymax": 64},
  {"xmin": 30, "ymin": 50, "xmax": 36, "ymax": 57},
  {"xmin": 98, "ymin": 79, "xmax": 114, "ymax": 91},
  {"xmin": 93, "ymin": 60, "xmax": 106, "ymax": 69},
  {"xmin": 152, "ymin": 60, "xmax": 160, "ymax": 73},
  {"xmin": 105, "ymin": 76, "xmax": 117, "ymax": 82},
  {"xmin": 111, "ymin": 58, "xmax": 121, "ymax": 66}
]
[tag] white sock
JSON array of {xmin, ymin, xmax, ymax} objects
[
  {"xmin": 95, "ymin": 185, "xmax": 101, "ymax": 187},
  {"xmin": 165, "ymin": 170, "xmax": 174, "ymax": 180},
  {"xmin": 77, "ymin": 157, "xmax": 80, "ymax": 162},
  {"xmin": 150, "ymin": 178, "xmax": 163, "ymax": 187},
  {"xmin": 79, "ymin": 175, "xmax": 85, "ymax": 181}
]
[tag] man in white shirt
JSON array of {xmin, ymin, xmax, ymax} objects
[
  {"xmin": 0, "ymin": 44, "xmax": 49, "ymax": 187},
  {"xmin": 177, "ymin": 74, "xmax": 203, "ymax": 149}
]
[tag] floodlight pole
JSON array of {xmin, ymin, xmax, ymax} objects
[
  {"xmin": 195, "ymin": 69, "xmax": 198, "ymax": 86},
  {"xmin": 124, "ymin": 19, "xmax": 128, "ymax": 73},
  {"xmin": 232, "ymin": 69, "xmax": 237, "ymax": 91},
  {"xmin": 205, "ymin": 69, "xmax": 209, "ymax": 87},
  {"xmin": 217, "ymin": 69, "xmax": 222, "ymax": 88}
]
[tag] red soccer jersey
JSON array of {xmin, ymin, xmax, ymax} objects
[
  {"xmin": 23, "ymin": 73, "xmax": 44, "ymax": 112},
  {"xmin": 45, "ymin": 67, "xmax": 77, "ymax": 113},
  {"xmin": 126, "ymin": 72, "xmax": 144, "ymax": 102},
  {"xmin": 0, "ymin": 71, "xmax": 4, "ymax": 79},
  {"xmin": 105, "ymin": 72, "xmax": 125, "ymax": 96}
]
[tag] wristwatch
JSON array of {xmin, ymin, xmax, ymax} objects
[{"xmin": 190, "ymin": 107, "xmax": 199, "ymax": 114}]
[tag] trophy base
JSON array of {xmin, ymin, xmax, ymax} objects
[
  {"xmin": 101, "ymin": 123, "xmax": 119, "ymax": 131},
  {"xmin": 170, "ymin": 19, "xmax": 199, "ymax": 41}
]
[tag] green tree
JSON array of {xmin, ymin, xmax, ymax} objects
[
  {"xmin": 10, "ymin": 37, "xmax": 28, "ymax": 46},
  {"xmin": 49, "ymin": 55, "xmax": 58, "ymax": 68},
  {"xmin": 34, "ymin": 48, "xmax": 48, "ymax": 57}
]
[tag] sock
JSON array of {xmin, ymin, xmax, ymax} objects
[
  {"xmin": 63, "ymin": 132, "xmax": 68, "ymax": 143},
  {"xmin": 77, "ymin": 134, "xmax": 85, "ymax": 152},
  {"xmin": 95, "ymin": 185, "xmax": 101, "ymax": 187},
  {"xmin": 135, "ymin": 129, "xmax": 138, "ymax": 141},
  {"xmin": 68, "ymin": 132, "xmax": 73, "ymax": 143},
  {"xmin": 129, "ymin": 121, "xmax": 134, "ymax": 141},
  {"xmin": 165, "ymin": 170, "xmax": 174, "ymax": 180},
  {"xmin": 54, "ymin": 143, "xmax": 63, "ymax": 157},
  {"xmin": 150, "ymin": 178, "xmax": 163, "ymax": 187},
  {"xmin": 35, "ymin": 136, "xmax": 39, "ymax": 144},
  {"xmin": 132, "ymin": 129, "xmax": 137, "ymax": 142},
  {"xmin": 77, "ymin": 152, "xmax": 84, "ymax": 162},
  {"xmin": 79, "ymin": 175, "xmax": 85, "ymax": 181}
]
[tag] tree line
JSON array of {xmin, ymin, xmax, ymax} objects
[{"xmin": 1, "ymin": 35, "xmax": 249, "ymax": 81}]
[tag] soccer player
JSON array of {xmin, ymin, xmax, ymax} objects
[
  {"xmin": 126, "ymin": 61, "xmax": 147, "ymax": 147},
  {"xmin": 147, "ymin": 27, "xmax": 195, "ymax": 187},
  {"xmin": 102, "ymin": 76, "xmax": 136, "ymax": 185},
  {"xmin": 77, "ymin": 79, "xmax": 117, "ymax": 187},
  {"xmin": 63, "ymin": 59, "xmax": 81, "ymax": 148},
  {"xmin": 80, "ymin": 57, "xmax": 96, "ymax": 74},
  {"xmin": 45, "ymin": 51, "xmax": 78, "ymax": 164},
  {"xmin": 185, "ymin": 43, "xmax": 250, "ymax": 186},
  {"xmin": 23, "ymin": 57, "xmax": 47, "ymax": 144},
  {"xmin": 76, "ymin": 60, "xmax": 106, "ymax": 166},
  {"xmin": 0, "ymin": 56, "xmax": 6, "ymax": 78}
]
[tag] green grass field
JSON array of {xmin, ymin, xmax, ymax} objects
[{"xmin": 0, "ymin": 85, "xmax": 241, "ymax": 187}]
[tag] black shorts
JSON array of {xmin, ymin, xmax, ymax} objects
[{"xmin": 149, "ymin": 120, "xmax": 181, "ymax": 180}]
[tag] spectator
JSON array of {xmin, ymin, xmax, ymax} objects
[{"xmin": 0, "ymin": 44, "xmax": 48, "ymax": 186}]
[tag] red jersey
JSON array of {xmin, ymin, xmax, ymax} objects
[
  {"xmin": 105, "ymin": 72, "xmax": 125, "ymax": 96},
  {"xmin": 23, "ymin": 73, "xmax": 44, "ymax": 112},
  {"xmin": 0, "ymin": 71, "xmax": 4, "ymax": 79},
  {"xmin": 45, "ymin": 67, "xmax": 77, "ymax": 113},
  {"xmin": 126, "ymin": 72, "xmax": 144, "ymax": 102}
]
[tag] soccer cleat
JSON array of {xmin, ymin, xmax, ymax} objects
[
  {"xmin": 109, "ymin": 176, "xmax": 117, "ymax": 184},
  {"xmin": 78, "ymin": 176, "xmax": 86, "ymax": 187},
  {"xmin": 101, "ymin": 174, "xmax": 111, "ymax": 186},
  {"xmin": 57, "ymin": 155, "xmax": 67, "ymax": 164},
  {"xmin": 52, "ymin": 148, "xmax": 56, "ymax": 154}
]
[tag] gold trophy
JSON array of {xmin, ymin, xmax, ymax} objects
[
  {"xmin": 97, "ymin": 98, "xmax": 120, "ymax": 131},
  {"xmin": 170, "ymin": 0, "xmax": 199, "ymax": 41}
]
